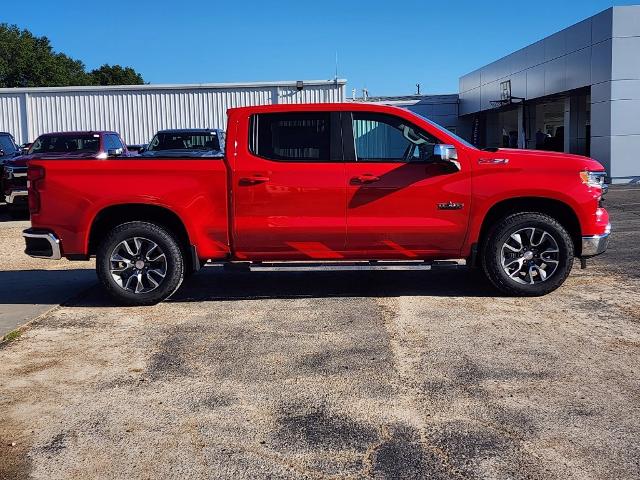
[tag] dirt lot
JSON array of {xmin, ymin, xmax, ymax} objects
[{"xmin": 1, "ymin": 188, "xmax": 639, "ymax": 480}]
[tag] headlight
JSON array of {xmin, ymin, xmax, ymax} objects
[{"xmin": 580, "ymin": 170, "xmax": 607, "ymax": 190}]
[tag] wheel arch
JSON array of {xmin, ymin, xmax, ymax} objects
[
  {"xmin": 475, "ymin": 197, "xmax": 582, "ymax": 261},
  {"xmin": 88, "ymin": 203, "xmax": 193, "ymax": 265}
]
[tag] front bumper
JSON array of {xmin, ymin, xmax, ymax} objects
[
  {"xmin": 5, "ymin": 189, "xmax": 27, "ymax": 204},
  {"xmin": 581, "ymin": 223, "xmax": 611, "ymax": 257},
  {"xmin": 23, "ymin": 228, "xmax": 62, "ymax": 260}
]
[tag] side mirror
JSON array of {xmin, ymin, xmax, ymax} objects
[
  {"xmin": 433, "ymin": 144, "xmax": 461, "ymax": 171},
  {"xmin": 108, "ymin": 148, "xmax": 123, "ymax": 157}
]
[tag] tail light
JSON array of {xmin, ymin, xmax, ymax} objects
[{"xmin": 27, "ymin": 165, "xmax": 45, "ymax": 214}]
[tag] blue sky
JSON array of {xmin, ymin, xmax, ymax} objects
[{"xmin": 3, "ymin": 0, "xmax": 636, "ymax": 95}]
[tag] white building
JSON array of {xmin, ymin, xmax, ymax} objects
[{"xmin": 0, "ymin": 79, "xmax": 346, "ymax": 145}]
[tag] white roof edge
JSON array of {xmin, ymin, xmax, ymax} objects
[{"xmin": 0, "ymin": 79, "xmax": 348, "ymax": 95}]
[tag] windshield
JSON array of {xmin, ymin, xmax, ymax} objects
[
  {"xmin": 0, "ymin": 134, "xmax": 17, "ymax": 154},
  {"xmin": 407, "ymin": 111, "xmax": 477, "ymax": 150},
  {"xmin": 147, "ymin": 132, "xmax": 221, "ymax": 152},
  {"xmin": 29, "ymin": 134, "xmax": 100, "ymax": 154}
]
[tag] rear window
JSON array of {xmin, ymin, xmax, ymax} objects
[
  {"xmin": 29, "ymin": 135, "xmax": 100, "ymax": 154},
  {"xmin": 250, "ymin": 112, "xmax": 333, "ymax": 162},
  {"xmin": 147, "ymin": 132, "xmax": 221, "ymax": 152}
]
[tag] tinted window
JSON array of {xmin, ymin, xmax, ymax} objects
[
  {"xmin": 352, "ymin": 112, "xmax": 441, "ymax": 163},
  {"xmin": 251, "ymin": 113, "xmax": 333, "ymax": 162},
  {"xmin": 147, "ymin": 132, "xmax": 221, "ymax": 151},
  {"xmin": 29, "ymin": 135, "xmax": 100, "ymax": 154},
  {"xmin": 0, "ymin": 135, "xmax": 17, "ymax": 154}
]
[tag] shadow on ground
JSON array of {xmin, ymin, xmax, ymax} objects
[
  {"xmin": 63, "ymin": 267, "xmax": 498, "ymax": 308},
  {"xmin": 0, "ymin": 269, "xmax": 96, "ymax": 305}
]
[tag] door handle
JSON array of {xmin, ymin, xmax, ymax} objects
[
  {"xmin": 351, "ymin": 174, "xmax": 380, "ymax": 185},
  {"xmin": 239, "ymin": 175, "xmax": 270, "ymax": 186}
]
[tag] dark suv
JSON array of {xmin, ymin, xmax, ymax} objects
[{"xmin": 3, "ymin": 131, "xmax": 129, "ymax": 216}]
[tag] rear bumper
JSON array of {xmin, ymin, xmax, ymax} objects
[
  {"xmin": 23, "ymin": 228, "xmax": 62, "ymax": 260},
  {"xmin": 581, "ymin": 223, "xmax": 611, "ymax": 257},
  {"xmin": 5, "ymin": 189, "xmax": 27, "ymax": 204}
]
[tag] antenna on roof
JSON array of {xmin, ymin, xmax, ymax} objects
[
  {"xmin": 416, "ymin": 83, "xmax": 421, "ymax": 95},
  {"xmin": 334, "ymin": 51, "xmax": 339, "ymax": 84}
]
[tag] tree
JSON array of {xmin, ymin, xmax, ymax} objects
[
  {"xmin": 89, "ymin": 64, "xmax": 144, "ymax": 86},
  {"xmin": 0, "ymin": 24, "xmax": 144, "ymax": 88}
]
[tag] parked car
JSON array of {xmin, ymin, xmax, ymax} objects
[
  {"xmin": 0, "ymin": 132, "xmax": 20, "ymax": 204},
  {"xmin": 141, "ymin": 129, "xmax": 224, "ymax": 158},
  {"xmin": 4, "ymin": 131, "xmax": 129, "ymax": 215},
  {"xmin": 22, "ymin": 103, "xmax": 610, "ymax": 305}
]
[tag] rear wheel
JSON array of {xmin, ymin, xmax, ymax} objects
[
  {"xmin": 96, "ymin": 222, "xmax": 184, "ymax": 306},
  {"xmin": 482, "ymin": 212, "xmax": 574, "ymax": 296}
]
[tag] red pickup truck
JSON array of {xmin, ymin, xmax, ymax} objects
[{"xmin": 22, "ymin": 103, "xmax": 610, "ymax": 305}]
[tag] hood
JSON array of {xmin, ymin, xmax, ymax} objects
[
  {"xmin": 4, "ymin": 156, "xmax": 29, "ymax": 168},
  {"xmin": 141, "ymin": 149, "xmax": 224, "ymax": 158},
  {"xmin": 480, "ymin": 148, "xmax": 605, "ymax": 172}
]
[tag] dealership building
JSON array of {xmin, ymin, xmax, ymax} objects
[
  {"xmin": 0, "ymin": 6, "xmax": 638, "ymax": 182},
  {"xmin": 456, "ymin": 5, "xmax": 640, "ymax": 183}
]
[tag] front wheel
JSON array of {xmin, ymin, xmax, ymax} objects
[
  {"xmin": 482, "ymin": 212, "xmax": 574, "ymax": 296},
  {"xmin": 96, "ymin": 222, "xmax": 184, "ymax": 306}
]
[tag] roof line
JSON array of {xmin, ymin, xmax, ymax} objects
[{"xmin": 0, "ymin": 79, "xmax": 348, "ymax": 95}]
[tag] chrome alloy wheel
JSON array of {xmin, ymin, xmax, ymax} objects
[
  {"xmin": 109, "ymin": 237, "xmax": 167, "ymax": 294},
  {"xmin": 500, "ymin": 227, "xmax": 560, "ymax": 285}
]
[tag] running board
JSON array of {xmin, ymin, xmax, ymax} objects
[{"xmin": 209, "ymin": 260, "xmax": 465, "ymax": 272}]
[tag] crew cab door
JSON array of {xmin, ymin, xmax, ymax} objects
[
  {"xmin": 344, "ymin": 111, "xmax": 471, "ymax": 259},
  {"xmin": 231, "ymin": 111, "xmax": 347, "ymax": 260}
]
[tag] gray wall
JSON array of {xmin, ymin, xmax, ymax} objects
[
  {"xmin": 458, "ymin": 9, "xmax": 613, "ymax": 115},
  {"xmin": 592, "ymin": 6, "xmax": 640, "ymax": 179}
]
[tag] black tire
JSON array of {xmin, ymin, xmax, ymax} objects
[
  {"xmin": 96, "ymin": 221, "xmax": 184, "ymax": 306},
  {"xmin": 481, "ymin": 212, "xmax": 574, "ymax": 296}
]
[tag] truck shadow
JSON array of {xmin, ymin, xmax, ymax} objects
[
  {"xmin": 66, "ymin": 267, "xmax": 498, "ymax": 308},
  {"xmin": 0, "ymin": 269, "xmax": 97, "ymax": 306},
  {"xmin": 0, "ymin": 267, "xmax": 497, "ymax": 309}
]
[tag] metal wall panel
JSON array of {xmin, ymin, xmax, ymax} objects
[
  {"xmin": 0, "ymin": 94, "xmax": 23, "ymax": 142},
  {"xmin": 0, "ymin": 80, "xmax": 346, "ymax": 144}
]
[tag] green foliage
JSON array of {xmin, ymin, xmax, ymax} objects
[
  {"xmin": 89, "ymin": 64, "xmax": 144, "ymax": 86},
  {"xmin": 0, "ymin": 24, "xmax": 144, "ymax": 88}
]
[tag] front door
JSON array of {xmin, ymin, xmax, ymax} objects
[
  {"xmin": 232, "ymin": 111, "xmax": 347, "ymax": 260},
  {"xmin": 344, "ymin": 111, "xmax": 471, "ymax": 259}
]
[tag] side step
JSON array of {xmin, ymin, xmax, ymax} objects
[{"xmin": 210, "ymin": 260, "xmax": 465, "ymax": 272}]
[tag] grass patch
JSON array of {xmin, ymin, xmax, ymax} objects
[{"xmin": 1, "ymin": 329, "xmax": 22, "ymax": 345}]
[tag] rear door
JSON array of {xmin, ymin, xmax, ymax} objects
[
  {"xmin": 344, "ymin": 111, "xmax": 471, "ymax": 259},
  {"xmin": 232, "ymin": 111, "xmax": 347, "ymax": 260}
]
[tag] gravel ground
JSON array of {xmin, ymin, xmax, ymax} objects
[{"xmin": 0, "ymin": 188, "xmax": 639, "ymax": 480}]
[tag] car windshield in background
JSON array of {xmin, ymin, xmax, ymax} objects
[
  {"xmin": 0, "ymin": 135, "xmax": 17, "ymax": 154},
  {"xmin": 29, "ymin": 135, "xmax": 100, "ymax": 154},
  {"xmin": 147, "ymin": 132, "xmax": 221, "ymax": 152}
]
